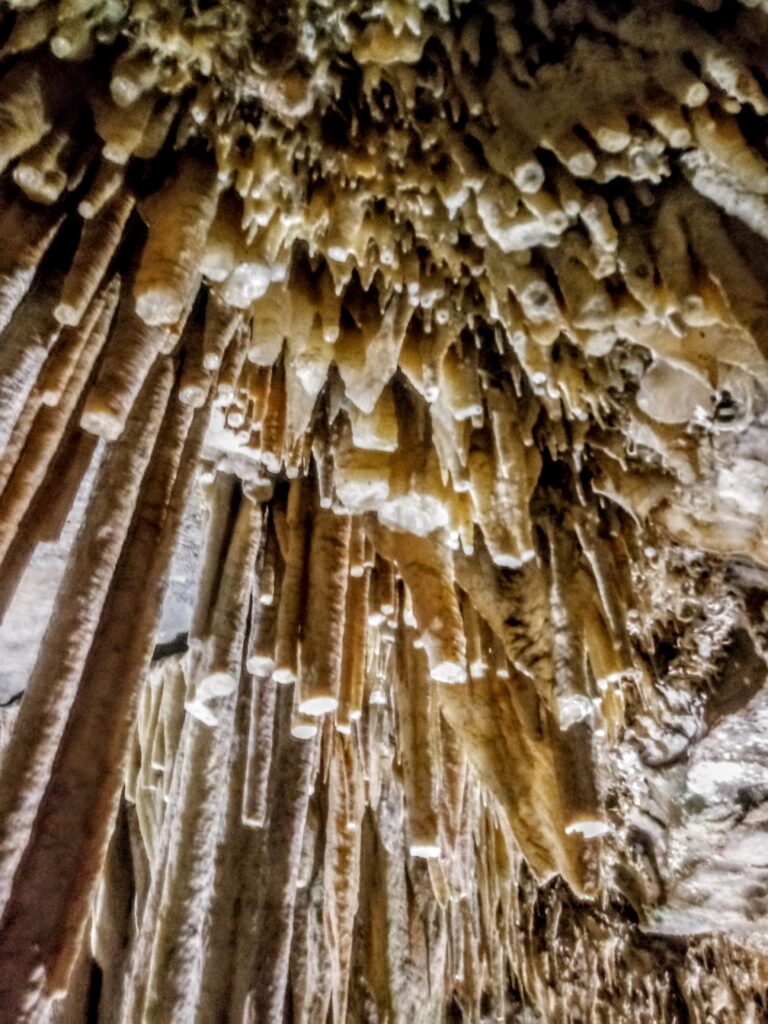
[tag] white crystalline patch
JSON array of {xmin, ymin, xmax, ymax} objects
[
  {"xmin": 490, "ymin": 548, "xmax": 535, "ymax": 570},
  {"xmin": 246, "ymin": 654, "xmax": 275, "ymax": 677},
  {"xmin": 686, "ymin": 758, "xmax": 768, "ymax": 805},
  {"xmin": 565, "ymin": 819, "xmax": 612, "ymax": 839},
  {"xmin": 636, "ymin": 359, "xmax": 713, "ymax": 425},
  {"xmin": 291, "ymin": 722, "xmax": 319, "ymax": 740},
  {"xmin": 220, "ymin": 262, "xmax": 272, "ymax": 307},
  {"xmin": 409, "ymin": 843, "xmax": 441, "ymax": 858},
  {"xmin": 726, "ymin": 833, "xmax": 768, "ymax": 867},
  {"xmin": 378, "ymin": 494, "xmax": 450, "ymax": 537},
  {"xmin": 196, "ymin": 671, "xmax": 237, "ymax": 701},
  {"xmin": 557, "ymin": 694, "xmax": 594, "ymax": 730},
  {"xmin": 184, "ymin": 698, "xmax": 219, "ymax": 727},
  {"xmin": 430, "ymin": 661, "xmax": 467, "ymax": 684},
  {"xmin": 335, "ymin": 478, "xmax": 390, "ymax": 513},
  {"xmin": 716, "ymin": 458, "xmax": 768, "ymax": 516},
  {"xmin": 299, "ymin": 695, "xmax": 339, "ymax": 716}
]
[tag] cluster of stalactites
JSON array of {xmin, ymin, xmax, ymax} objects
[
  {"xmin": 105, "ymin": 631, "xmax": 768, "ymax": 1024},
  {"xmin": 5, "ymin": 463, "xmax": 759, "ymax": 1024},
  {"xmin": 180, "ymin": 469, "xmax": 625, "ymax": 862},
  {"xmin": 1, "ymin": 0, "xmax": 768, "ymax": 566},
  {"xmin": 1, "ymin": 0, "xmax": 768, "ymax": 1019},
  {"xmin": 0, "ymin": 418, "xmax": 646, "ymax": 1019},
  {"xmin": 4, "ymin": 480, "xmax": 764, "ymax": 1021}
]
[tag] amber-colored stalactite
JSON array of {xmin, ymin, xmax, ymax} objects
[{"xmin": 0, "ymin": 0, "xmax": 767, "ymax": 1021}]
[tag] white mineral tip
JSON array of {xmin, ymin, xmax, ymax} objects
[
  {"xmin": 135, "ymin": 290, "xmax": 184, "ymax": 326},
  {"xmin": 409, "ymin": 842, "xmax": 441, "ymax": 859},
  {"xmin": 196, "ymin": 671, "xmax": 237, "ymax": 701},
  {"xmin": 291, "ymin": 721, "xmax": 319, "ymax": 740},
  {"xmin": 430, "ymin": 661, "xmax": 467, "ymax": 684},
  {"xmin": 557, "ymin": 694, "xmax": 594, "ymax": 729},
  {"xmin": 565, "ymin": 819, "xmax": 613, "ymax": 839},
  {"xmin": 184, "ymin": 698, "xmax": 218, "ymax": 727},
  {"xmin": 246, "ymin": 655, "xmax": 275, "ymax": 676},
  {"xmin": 299, "ymin": 694, "xmax": 339, "ymax": 716}
]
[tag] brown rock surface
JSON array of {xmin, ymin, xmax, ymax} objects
[{"xmin": 0, "ymin": 0, "xmax": 767, "ymax": 1019}]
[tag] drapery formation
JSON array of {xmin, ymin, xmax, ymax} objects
[{"xmin": 0, "ymin": 0, "xmax": 768, "ymax": 1019}]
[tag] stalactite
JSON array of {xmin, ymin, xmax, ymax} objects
[
  {"xmin": 189, "ymin": 493, "xmax": 261, "ymax": 720},
  {"xmin": 0, "ymin": 266, "xmax": 63, "ymax": 449},
  {"xmin": 0, "ymin": 362, "xmax": 173, "ymax": 1012},
  {"xmin": 370, "ymin": 523, "xmax": 466, "ymax": 684},
  {"xmin": 141, "ymin": 690, "xmax": 238, "ymax": 1023},
  {"xmin": 134, "ymin": 156, "xmax": 219, "ymax": 327},
  {"xmin": 298, "ymin": 507, "xmax": 351, "ymax": 716},
  {"xmin": 249, "ymin": 689, "xmax": 319, "ymax": 1023},
  {"xmin": 323, "ymin": 733, "xmax": 364, "ymax": 1024},
  {"xmin": 54, "ymin": 189, "xmax": 134, "ymax": 327},
  {"xmin": 0, "ymin": 285, "xmax": 114, "ymax": 568},
  {"xmin": 273, "ymin": 476, "xmax": 308, "ymax": 684},
  {"xmin": 0, "ymin": 0, "xmax": 766, "ymax": 1019},
  {"xmin": 336, "ymin": 557, "xmax": 369, "ymax": 732},
  {"xmin": 0, "ymin": 61, "xmax": 55, "ymax": 173},
  {"xmin": 0, "ymin": 373, "xmax": 208, "ymax": 1020},
  {"xmin": 394, "ymin": 614, "xmax": 440, "ymax": 858},
  {"xmin": 241, "ymin": 663, "xmax": 277, "ymax": 829}
]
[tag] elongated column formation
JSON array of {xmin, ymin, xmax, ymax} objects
[{"xmin": 0, "ymin": 0, "xmax": 768, "ymax": 1019}]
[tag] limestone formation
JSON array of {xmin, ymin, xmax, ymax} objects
[{"xmin": 0, "ymin": 0, "xmax": 767, "ymax": 1021}]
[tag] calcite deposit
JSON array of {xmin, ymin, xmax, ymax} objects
[{"xmin": 0, "ymin": 0, "xmax": 767, "ymax": 1020}]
